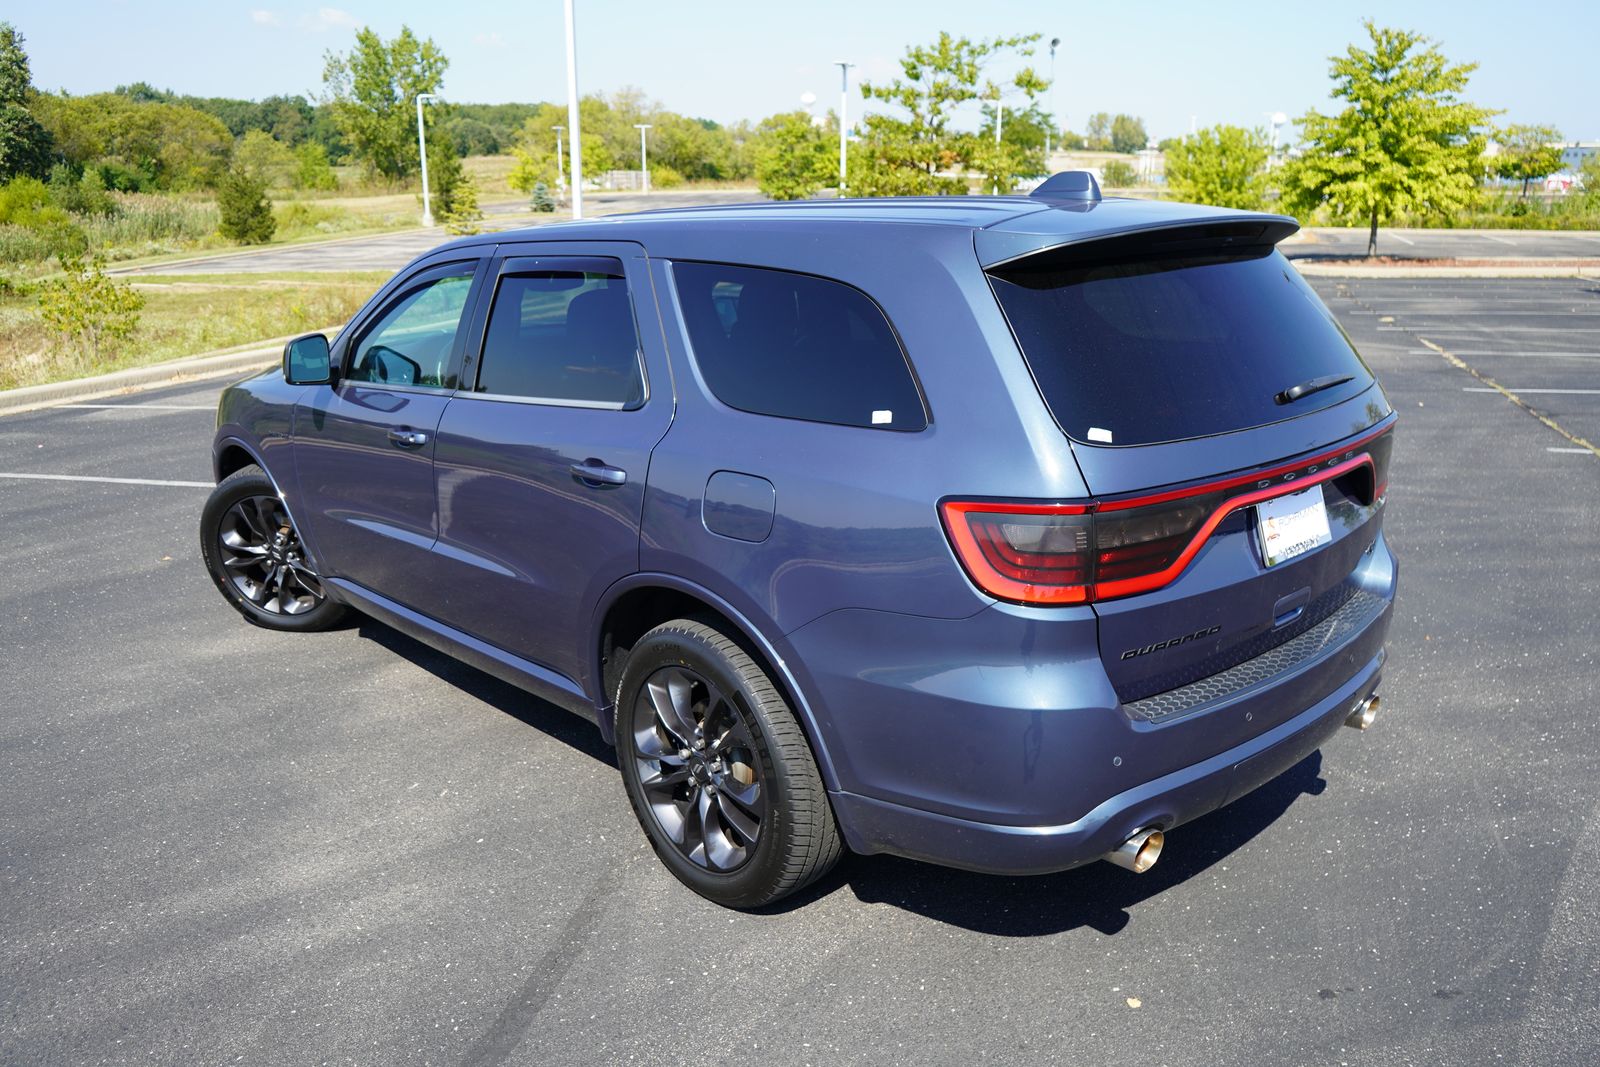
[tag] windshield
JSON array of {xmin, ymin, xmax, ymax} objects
[{"xmin": 988, "ymin": 247, "xmax": 1373, "ymax": 447}]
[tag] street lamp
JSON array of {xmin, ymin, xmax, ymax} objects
[
  {"xmin": 834, "ymin": 60, "xmax": 854, "ymax": 196},
  {"xmin": 563, "ymin": 0, "xmax": 584, "ymax": 218},
  {"xmin": 552, "ymin": 125, "xmax": 566, "ymax": 193},
  {"xmin": 1048, "ymin": 37, "xmax": 1060, "ymax": 157},
  {"xmin": 1267, "ymin": 111, "xmax": 1288, "ymax": 166},
  {"xmin": 415, "ymin": 92, "xmax": 440, "ymax": 227},
  {"xmin": 634, "ymin": 123, "xmax": 652, "ymax": 193}
]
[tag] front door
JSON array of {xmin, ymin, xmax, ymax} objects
[
  {"xmin": 416, "ymin": 245, "xmax": 673, "ymax": 689},
  {"xmin": 292, "ymin": 257, "xmax": 486, "ymax": 600}
]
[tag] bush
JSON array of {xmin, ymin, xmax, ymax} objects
[
  {"xmin": 216, "ymin": 167, "xmax": 275, "ymax": 244},
  {"xmin": 650, "ymin": 164, "xmax": 684, "ymax": 189},
  {"xmin": 48, "ymin": 164, "xmax": 117, "ymax": 217},
  {"xmin": 441, "ymin": 173, "xmax": 482, "ymax": 235},
  {"xmin": 37, "ymin": 254, "xmax": 145, "ymax": 363},
  {"xmin": 293, "ymin": 142, "xmax": 338, "ymax": 191},
  {"xmin": 530, "ymin": 181, "xmax": 555, "ymax": 213},
  {"xmin": 1101, "ymin": 160, "xmax": 1138, "ymax": 187},
  {"xmin": 0, "ymin": 176, "xmax": 50, "ymax": 223}
]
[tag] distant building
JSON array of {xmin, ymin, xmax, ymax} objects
[{"xmin": 1557, "ymin": 141, "xmax": 1598, "ymax": 171}]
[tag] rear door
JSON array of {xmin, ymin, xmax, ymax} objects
[
  {"xmin": 292, "ymin": 256, "xmax": 486, "ymax": 599},
  {"xmin": 984, "ymin": 232, "xmax": 1394, "ymax": 706},
  {"xmin": 413, "ymin": 242, "xmax": 673, "ymax": 688}
]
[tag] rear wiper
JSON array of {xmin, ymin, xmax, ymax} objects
[{"xmin": 1275, "ymin": 374, "xmax": 1355, "ymax": 405}]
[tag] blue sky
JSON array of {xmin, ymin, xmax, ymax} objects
[{"xmin": 11, "ymin": 1, "xmax": 1597, "ymax": 141}]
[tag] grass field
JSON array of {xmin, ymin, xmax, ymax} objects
[{"xmin": 0, "ymin": 271, "xmax": 390, "ymax": 391}]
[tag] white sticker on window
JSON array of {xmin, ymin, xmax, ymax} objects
[
  {"xmin": 1087, "ymin": 426, "xmax": 1114, "ymax": 443},
  {"xmin": 872, "ymin": 410, "xmax": 893, "ymax": 425}
]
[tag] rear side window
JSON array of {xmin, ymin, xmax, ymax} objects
[
  {"xmin": 475, "ymin": 257, "xmax": 644, "ymax": 407},
  {"xmin": 988, "ymin": 247, "xmax": 1373, "ymax": 447},
  {"xmin": 672, "ymin": 262, "xmax": 925, "ymax": 430}
]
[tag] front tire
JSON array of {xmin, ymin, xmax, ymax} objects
[
  {"xmin": 200, "ymin": 465, "xmax": 345, "ymax": 632},
  {"xmin": 615, "ymin": 618, "xmax": 843, "ymax": 908}
]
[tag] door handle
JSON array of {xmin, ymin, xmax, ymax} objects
[
  {"xmin": 387, "ymin": 428, "xmax": 429, "ymax": 448},
  {"xmin": 570, "ymin": 461, "xmax": 627, "ymax": 487}
]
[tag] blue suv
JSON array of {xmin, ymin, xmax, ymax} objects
[{"xmin": 202, "ymin": 174, "xmax": 1396, "ymax": 908}]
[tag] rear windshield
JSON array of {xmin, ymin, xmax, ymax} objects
[{"xmin": 988, "ymin": 247, "xmax": 1373, "ymax": 447}]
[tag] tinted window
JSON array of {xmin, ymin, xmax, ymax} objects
[
  {"xmin": 673, "ymin": 262, "xmax": 925, "ymax": 430},
  {"xmin": 348, "ymin": 269, "xmax": 475, "ymax": 390},
  {"xmin": 989, "ymin": 248, "xmax": 1373, "ymax": 446},
  {"xmin": 475, "ymin": 259, "xmax": 644, "ymax": 406}
]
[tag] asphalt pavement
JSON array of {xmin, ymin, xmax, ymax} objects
[
  {"xmin": 1290, "ymin": 227, "xmax": 1600, "ymax": 261},
  {"xmin": 2, "ymin": 278, "xmax": 1597, "ymax": 1065}
]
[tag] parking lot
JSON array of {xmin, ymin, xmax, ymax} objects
[{"xmin": 2, "ymin": 275, "xmax": 1596, "ymax": 1065}]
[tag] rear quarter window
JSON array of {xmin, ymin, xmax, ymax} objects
[
  {"xmin": 988, "ymin": 247, "xmax": 1373, "ymax": 447},
  {"xmin": 672, "ymin": 262, "xmax": 926, "ymax": 431}
]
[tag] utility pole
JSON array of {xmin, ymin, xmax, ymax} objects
[
  {"xmin": 563, "ymin": 0, "xmax": 584, "ymax": 218},
  {"xmin": 834, "ymin": 60, "xmax": 854, "ymax": 196},
  {"xmin": 415, "ymin": 93, "xmax": 439, "ymax": 227},
  {"xmin": 1048, "ymin": 37, "xmax": 1060, "ymax": 158},
  {"xmin": 634, "ymin": 123, "xmax": 652, "ymax": 193},
  {"xmin": 552, "ymin": 125, "xmax": 565, "ymax": 193}
]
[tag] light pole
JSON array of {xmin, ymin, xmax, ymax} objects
[
  {"xmin": 563, "ymin": 0, "xmax": 584, "ymax": 218},
  {"xmin": 415, "ymin": 92, "xmax": 439, "ymax": 227},
  {"xmin": 993, "ymin": 88, "xmax": 1006, "ymax": 195},
  {"xmin": 834, "ymin": 60, "xmax": 854, "ymax": 196},
  {"xmin": 634, "ymin": 123, "xmax": 652, "ymax": 193},
  {"xmin": 552, "ymin": 125, "xmax": 565, "ymax": 193},
  {"xmin": 1267, "ymin": 111, "xmax": 1288, "ymax": 167},
  {"xmin": 1048, "ymin": 37, "xmax": 1060, "ymax": 158}
]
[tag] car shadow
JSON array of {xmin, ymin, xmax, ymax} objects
[
  {"xmin": 773, "ymin": 750, "xmax": 1328, "ymax": 936},
  {"xmin": 354, "ymin": 615, "xmax": 1323, "ymax": 936},
  {"xmin": 355, "ymin": 618, "xmax": 616, "ymax": 767}
]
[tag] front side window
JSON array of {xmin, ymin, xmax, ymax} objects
[
  {"xmin": 347, "ymin": 268, "xmax": 476, "ymax": 390},
  {"xmin": 474, "ymin": 258, "xmax": 644, "ymax": 406},
  {"xmin": 672, "ymin": 262, "xmax": 926, "ymax": 431}
]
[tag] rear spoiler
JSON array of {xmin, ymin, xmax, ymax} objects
[{"xmin": 978, "ymin": 174, "xmax": 1299, "ymax": 268}]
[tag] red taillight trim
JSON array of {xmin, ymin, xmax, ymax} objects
[
  {"xmin": 940, "ymin": 500, "xmax": 1094, "ymax": 604},
  {"xmin": 942, "ymin": 450, "xmax": 1380, "ymax": 606}
]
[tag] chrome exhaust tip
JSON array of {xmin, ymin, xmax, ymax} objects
[
  {"xmin": 1105, "ymin": 827, "xmax": 1164, "ymax": 873},
  {"xmin": 1345, "ymin": 694, "xmax": 1380, "ymax": 731}
]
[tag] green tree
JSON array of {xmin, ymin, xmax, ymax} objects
[
  {"xmin": 1084, "ymin": 112, "xmax": 1112, "ymax": 151},
  {"xmin": 975, "ymin": 95, "xmax": 1051, "ymax": 194},
  {"xmin": 1164, "ymin": 124, "xmax": 1270, "ymax": 209},
  {"xmin": 233, "ymin": 129, "xmax": 296, "ymax": 189},
  {"xmin": 752, "ymin": 110, "xmax": 836, "ymax": 200},
  {"xmin": 0, "ymin": 23, "xmax": 54, "ymax": 180},
  {"xmin": 216, "ymin": 167, "xmax": 276, "ymax": 243},
  {"xmin": 854, "ymin": 32, "xmax": 1045, "ymax": 196},
  {"xmin": 1493, "ymin": 124, "xmax": 1563, "ymax": 198},
  {"xmin": 37, "ymin": 254, "xmax": 144, "ymax": 364},
  {"xmin": 1058, "ymin": 129, "xmax": 1086, "ymax": 150},
  {"xmin": 293, "ymin": 141, "xmax": 338, "ymax": 191},
  {"xmin": 440, "ymin": 172, "xmax": 481, "ymax": 235},
  {"xmin": 1278, "ymin": 21, "xmax": 1495, "ymax": 255},
  {"xmin": 1109, "ymin": 114, "xmax": 1148, "ymax": 154},
  {"xmin": 32, "ymin": 93, "xmax": 231, "ymax": 189},
  {"xmin": 322, "ymin": 25, "xmax": 447, "ymax": 181}
]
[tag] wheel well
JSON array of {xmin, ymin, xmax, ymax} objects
[
  {"xmin": 598, "ymin": 586, "xmax": 812, "ymax": 751},
  {"xmin": 215, "ymin": 444, "xmax": 257, "ymax": 482}
]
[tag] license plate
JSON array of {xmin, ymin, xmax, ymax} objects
[{"xmin": 1256, "ymin": 486, "xmax": 1332, "ymax": 567}]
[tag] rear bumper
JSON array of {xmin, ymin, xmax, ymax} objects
[{"xmin": 831, "ymin": 649, "xmax": 1383, "ymax": 875}]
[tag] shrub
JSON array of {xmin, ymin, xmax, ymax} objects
[
  {"xmin": 530, "ymin": 181, "xmax": 555, "ymax": 213},
  {"xmin": 0, "ymin": 175, "xmax": 49, "ymax": 223},
  {"xmin": 293, "ymin": 142, "xmax": 338, "ymax": 191},
  {"xmin": 37, "ymin": 254, "xmax": 145, "ymax": 363},
  {"xmin": 441, "ymin": 173, "xmax": 482, "ymax": 235},
  {"xmin": 650, "ymin": 164, "xmax": 684, "ymax": 190},
  {"xmin": 216, "ymin": 167, "xmax": 275, "ymax": 244},
  {"xmin": 48, "ymin": 164, "xmax": 117, "ymax": 217},
  {"xmin": 1101, "ymin": 160, "xmax": 1138, "ymax": 187}
]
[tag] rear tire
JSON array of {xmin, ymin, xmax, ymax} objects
[
  {"xmin": 200, "ymin": 465, "xmax": 346, "ymax": 632},
  {"xmin": 615, "ymin": 617, "xmax": 843, "ymax": 908}
]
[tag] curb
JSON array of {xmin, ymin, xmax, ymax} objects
[
  {"xmin": 0, "ymin": 326, "xmax": 341, "ymax": 418},
  {"xmin": 1292, "ymin": 262, "xmax": 1600, "ymax": 279}
]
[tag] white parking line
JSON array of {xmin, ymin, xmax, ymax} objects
[
  {"xmin": 1478, "ymin": 235, "xmax": 1517, "ymax": 245},
  {"xmin": 1386, "ymin": 232, "xmax": 1415, "ymax": 246},
  {"xmin": 1547, "ymin": 447, "xmax": 1595, "ymax": 454},
  {"xmin": 0, "ymin": 472, "xmax": 211, "ymax": 488},
  {"xmin": 57, "ymin": 403, "xmax": 216, "ymax": 411},
  {"xmin": 1464, "ymin": 388, "xmax": 1600, "ymax": 394}
]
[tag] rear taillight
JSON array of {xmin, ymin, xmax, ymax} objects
[{"xmin": 942, "ymin": 427, "xmax": 1391, "ymax": 605}]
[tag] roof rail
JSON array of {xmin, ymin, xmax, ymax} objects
[{"xmin": 1030, "ymin": 170, "xmax": 1102, "ymax": 203}]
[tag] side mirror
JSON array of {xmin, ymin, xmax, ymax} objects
[{"xmin": 283, "ymin": 333, "xmax": 332, "ymax": 385}]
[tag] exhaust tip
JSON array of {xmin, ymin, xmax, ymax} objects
[
  {"xmin": 1345, "ymin": 694, "xmax": 1380, "ymax": 731},
  {"xmin": 1105, "ymin": 827, "xmax": 1164, "ymax": 873}
]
